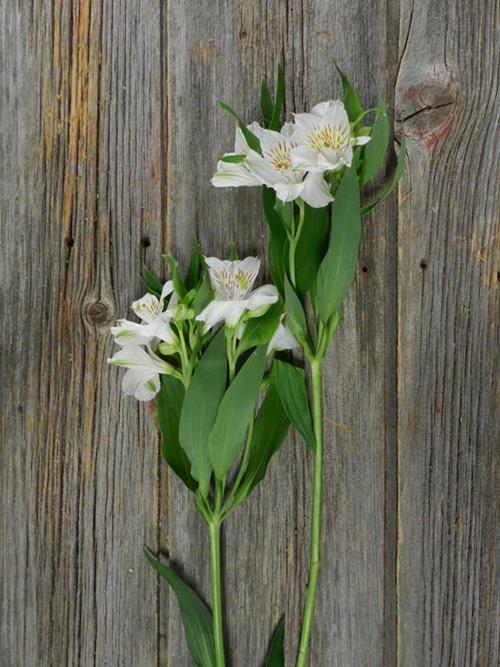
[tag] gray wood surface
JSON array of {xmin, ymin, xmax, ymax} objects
[{"xmin": 0, "ymin": 1, "xmax": 497, "ymax": 666}]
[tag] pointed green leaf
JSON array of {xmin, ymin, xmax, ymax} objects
[
  {"xmin": 144, "ymin": 547, "xmax": 216, "ymax": 667},
  {"xmin": 360, "ymin": 105, "xmax": 390, "ymax": 185},
  {"xmin": 185, "ymin": 247, "xmax": 203, "ymax": 290},
  {"xmin": 295, "ymin": 203, "xmax": 330, "ymax": 294},
  {"xmin": 316, "ymin": 166, "xmax": 361, "ymax": 322},
  {"xmin": 219, "ymin": 153, "xmax": 247, "ymax": 164},
  {"xmin": 179, "ymin": 330, "xmax": 227, "ymax": 496},
  {"xmin": 361, "ymin": 138, "xmax": 407, "ymax": 214},
  {"xmin": 260, "ymin": 79, "xmax": 273, "ymax": 127},
  {"xmin": 284, "ymin": 275, "xmax": 310, "ymax": 349},
  {"xmin": 156, "ymin": 375, "xmax": 197, "ymax": 492},
  {"xmin": 238, "ymin": 301, "xmax": 283, "ymax": 355},
  {"xmin": 263, "ymin": 187, "xmax": 288, "ymax": 295},
  {"xmin": 233, "ymin": 382, "xmax": 290, "ymax": 505},
  {"xmin": 335, "ymin": 61, "xmax": 363, "ymax": 122},
  {"xmin": 142, "ymin": 266, "xmax": 163, "ymax": 297},
  {"xmin": 191, "ymin": 271, "xmax": 214, "ymax": 315},
  {"xmin": 163, "ymin": 254, "xmax": 186, "ymax": 298},
  {"xmin": 208, "ymin": 346, "xmax": 268, "ymax": 479},
  {"xmin": 263, "ymin": 616, "xmax": 285, "ymax": 667},
  {"xmin": 273, "ymin": 360, "xmax": 315, "ymax": 450},
  {"xmin": 219, "ymin": 101, "xmax": 262, "ymax": 154},
  {"xmin": 270, "ymin": 64, "xmax": 285, "ymax": 130}
]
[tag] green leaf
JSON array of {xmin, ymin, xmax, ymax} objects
[
  {"xmin": 263, "ymin": 616, "xmax": 285, "ymax": 667},
  {"xmin": 208, "ymin": 346, "xmax": 268, "ymax": 480},
  {"xmin": 144, "ymin": 547, "xmax": 216, "ymax": 667},
  {"xmin": 163, "ymin": 254, "xmax": 187, "ymax": 298},
  {"xmin": 295, "ymin": 203, "xmax": 330, "ymax": 295},
  {"xmin": 179, "ymin": 330, "xmax": 227, "ymax": 496},
  {"xmin": 142, "ymin": 266, "xmax": 163, "ymax": 297},
  {"xmin": 260, "ymin": 79, "xmax": 273, "ymax": 127},
  {"xmin": 273, "ymin": 360, "xmax": 315, "ymax": 450},
  {"xmin": 219, "ymin": 153, "xmax": 247, "ymax": 164},
  {"xmin": 191, "ymin": 271, "xmax": 213, "ymax": 315},
  {"xmin": 219, "ymin": 101, "xmax": 262, "ymax": 154},
  {"xmin": 233, "ymin": 382, "xmax": 290, "ymax": 504},
  {"xmin": 185, "ymin": 245, "xmax": 203, "ymax": 290},
  {"xmin": 263, "ymin": 187, "xmax": 288, "ymax": 295},
  {"xmin": 316, "ymin": 166, "xmax": 361, "ymax": 322},
  {"xmin": 238, "ymin": 301, "xmax": 283, "ymax": 355},
  {"xmin": 156, "ymin": 375, "xmax": 197, "ymax": 492},
  {"xmin": 284, "ymin": 275, "xmax": 309, "ymax": 349},
  {"xmin": 361, "ymin": 138, "xmax": 407, "ymax": 214},
  {"xmin": 274, "ymin": 199, "xmax": 294, "ymax": 233},
  {"xmin": 335, "ymin": 61, "xmax": 363, "ymax": 122},
  {"xmin": 270, "ymin": 64, "xmax": 285, "ymax": 131},
  {"xmin": 360, "ymin": 104, "xmax": 390, "ymax": 186}
]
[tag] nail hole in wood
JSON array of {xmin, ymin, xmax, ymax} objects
[
  {"xmin": 140, "ymin": 236, "xmax": 151, "ymax": 248},
  {"xmin": 361, "ymin": 265, "xmax": 369, "ymax": 273},
  {"xmin": 420, "ymin": 259, "xmax": 428, "ymax": 270},
  {"xmin": 66, "ymin": 237, "xmax": 74, "ymax": 248}
]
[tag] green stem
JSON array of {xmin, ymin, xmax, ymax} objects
[
  {"xmin": 209, "ymin": 483, "xmax": 226, "ymax": 667},
  {"xmin": 295, "ymin": 358, "xmax": 323, "ymax": 667},
  {"xmin": 288, "ymin": 198, "xmax": 305, "ymax": 287}
]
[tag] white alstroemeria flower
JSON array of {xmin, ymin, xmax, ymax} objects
[
  {"xmin": 107, "ymin": 345, "xmax": 173, "ymax": 401},
  {"xmin": 291, "ymin": 100, "xmax": 370, "ymax": 173},
  {"xmin": 110, "ymin": 281, "xmax": 177, "ymax": 346},
  {"xmin": 267, "ymin": 317, "xmax": 299, "ymax": 355},
  {"xmin": 196, "ymin": 256, "xmax": 278, "ymax": 330},
  {"xmin": 212, "ymin": 123, "xmax": 333, "ymax": 208}
]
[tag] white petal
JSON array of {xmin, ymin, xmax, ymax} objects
[
  {"xmin": 310, "ymin": 100, "xmax": 333, "ymax": 117},
  {"xmin": 131, "ymin": 293, "xmax": 161, "ymax": 323},
  {"xmin": 293, "ymin": 112, "xmax": 321, "ymax": 134},
  {"xmin": 234, "ymin": 127, "xmax": 251, "ymax": 154},
  {"xmin": 246, "ymin": 285, "xmax": 279, "ymax": 311},
  {"xmin": 146, "ymin": 312, "xmax": 177, "ymax": 344},
  {"xmin": 322, "ymin": 100, "xmax": 349, "ymax": 127},
  {"xmin": 290, "ymin": 144, "xmax": 320, "ymax": 171},
  {"xmin": 274, "ymin": 181, "xmax": 305, "ymax": 203},
  {"xmin": 110, "ymin": 320, "xmax": 155, "ymax": 346},
  {"xmin": 354, "ymin": 134, "xmax": 371, "ymax": 145},
  {"xmin": 160, "ymin": 280, "xmax": 174, "ymax": 304},
  {"xmin": 235, "ymin": 256, "xmax": 260, "ymax": 293},
  {"xmin": 211, "ymin": 160, "xmax": 261, "ymax": 187},
  {"xmin": 108, "ymin": 345, "xmax": 170, "ymax": 374},
  {"xmin": 196, "ymin": 300, "xmax": 241, "ymax": 330},
  {"xmin": 245, "ymin": 151, "xmax": 282, "ymax": 186},
  {"xmin": 267, "ymin": 323, "xmax": 299, "ymax": 354},
  {"xmin": 301, "ymin": 173, "xmax": 334, "ymax": 208},
  {"xmin": 122, "ymin": 369, "xmax": 160, "ymax": 401}
]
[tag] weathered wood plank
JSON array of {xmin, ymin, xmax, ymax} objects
[
  {"xmin": 0, "ymin": 2, "xmax": 163, "ymax": 665},
  {"xmin": 395, "ymin": 0, "xmax": 499, "ymax": 663},
  {"xmin": 2, "ymin": 0, "xmax": 498, "ymax": 665}
]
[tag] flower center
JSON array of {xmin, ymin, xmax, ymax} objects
[
  {"xmin": 269, "ymin": 142, "xmax": 292, "ymax": 170},
  {"xmin": 308, "ymin": 124, "xmax": 349, "ymax": 151}
]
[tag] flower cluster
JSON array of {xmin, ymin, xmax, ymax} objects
[
  {"xmin": 212, "ymin": 100, "xmax": 370, "ymax": 208},
  {"xmin": 108, "ymin": 255, "xmax": 296, "ymax": 401}
]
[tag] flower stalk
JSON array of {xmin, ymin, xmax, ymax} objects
[
  {"xmin": 209, "ymin": 481, "xmax": 226, "ymax": 667},
  {"xmin": 296, "ymin": 357, "xmax": 324, "ymax": 667}
]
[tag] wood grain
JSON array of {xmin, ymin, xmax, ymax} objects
[
  {"xmin": 395, "ymin": 0, "xmax": 499, "ymax": 664},
  {"xmin": 0, "ymin": 1, "xmax": 497, "ymax": 666}
]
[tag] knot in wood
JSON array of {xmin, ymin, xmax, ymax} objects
[
  {"xmin": 85, "ymin": 300, "xmax": 113, "ymax": 328},
  {"xmin": 396, "ymin": 71, "xmax": 459, "ymax": 148}
]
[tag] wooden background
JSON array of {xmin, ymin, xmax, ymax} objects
[{"xmin": 1, "ymin": 1, "xmax": 498, "ymax": 665}]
